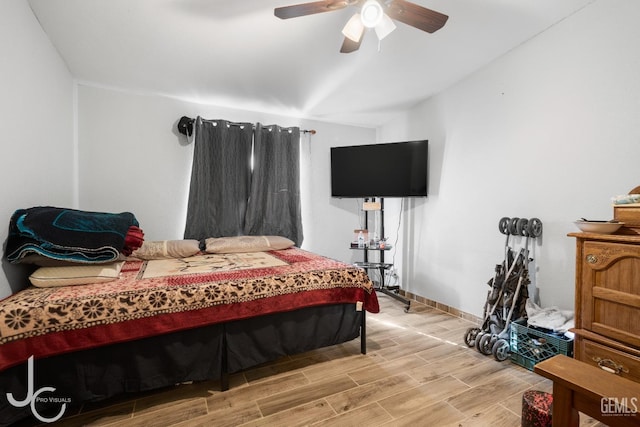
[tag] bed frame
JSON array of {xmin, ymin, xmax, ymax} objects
[
  {"xmin": 0, "ymin": 303, "xmax": 366, "ymax": 425},
  {"xmin": 0, "ymin": 247, "xmax": 378, "ymax": 426}
]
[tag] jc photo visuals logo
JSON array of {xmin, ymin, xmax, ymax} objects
[{"xmin": 5, "ymin": 356, "xmax": 70, "ymax": 423}]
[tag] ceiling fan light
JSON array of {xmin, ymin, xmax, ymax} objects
[
  {"xmin": 360, "ymin": 0, "xmax": 383, "ymax": 28},
  {"xmin": 374, "ymin": 13, "xmax": 396, "ymax": 40},
  {"xmin": 342, "ymin": 13, "xmax": 364, "ymax": 42}
]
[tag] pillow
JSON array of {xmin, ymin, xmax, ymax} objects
[
  {"xmin": 204, "ymin": 236, "xmax": 294, "ymax": 254},
  {"xmin": 130, "ymin": 240, "xmax": 201, "ymax": 260},
  {"xmin": 29, "ymin": 262, "xmax": 124, "ymax": 288}
]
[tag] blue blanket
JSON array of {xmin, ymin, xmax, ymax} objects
[{"xmin": 5, "ymin": 207, "xmax": 139, "ymax": 264}]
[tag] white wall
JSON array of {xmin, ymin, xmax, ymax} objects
[
  {"xmin": 0, "ymin": 0, "xmax": 74, "ymax": 298},
  {"xmin": 378, "ymin": 0, "xmax": 640, "ymax": 316},
  {"xmin": 77, "ymin": 85, "xmax": 376, "ymax": 262}
]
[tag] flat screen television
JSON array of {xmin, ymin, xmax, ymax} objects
[{"xmin": 330, "ymin": 140, "xmax": 428, "ymax": 198}]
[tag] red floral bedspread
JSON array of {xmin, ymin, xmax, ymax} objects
[{"xmin": 0, "ymin": 248, "xmax": 379, "ymax": 372}]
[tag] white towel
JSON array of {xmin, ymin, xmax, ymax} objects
[{"xmin": 525, "ymin": 299, "xmax": 574, "ymax": 332}]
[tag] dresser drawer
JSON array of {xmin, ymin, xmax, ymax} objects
[{"xmin": 576, "ymin": 338, "xmax": 640, "ymax": 383}]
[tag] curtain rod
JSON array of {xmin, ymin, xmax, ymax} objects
[{"xmin": 177, "ymin": 116, "xmax": 316, "ymax": 137}]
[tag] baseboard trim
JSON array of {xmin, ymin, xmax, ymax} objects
[{"xmin": 400, "ymin": 290, "xmax": 482, "ymax": 325}]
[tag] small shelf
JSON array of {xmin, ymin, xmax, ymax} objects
[
  {"xmin": 354, "ymin": 262, "xmax": 393, "ymax": 269},
  {"xmin": 350, "ymin": 198, "xmax": 410, "ymax": 312},
  {"xmin": 350, "ymin": 245, "xmax": 392, "ymax": 251}
]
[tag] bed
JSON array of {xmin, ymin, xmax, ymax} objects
[{"xmin": 0, "ymin": 209, "xmax": 379, "ymax": 425}]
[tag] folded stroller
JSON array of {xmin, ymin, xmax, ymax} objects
[{"xmin": 464, "ymin": 217, "xmax": 542, "ymax": 361}]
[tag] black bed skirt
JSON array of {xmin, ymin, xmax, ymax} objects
[
  {"xmin": 226, "ymin": 303, "xmax": 362, "ymax": 374},
  {"xmin": 0, "ymin": 304, "xmax": 363, "ymax": 426}
]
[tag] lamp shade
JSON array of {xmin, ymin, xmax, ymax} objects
[
  {"xmin": 374, "ymin": 13, "xmax": 396, "ymax": 40},
  {"xmin": 342, "ymin": 13, "xmax": 364, "ymax": 42}
]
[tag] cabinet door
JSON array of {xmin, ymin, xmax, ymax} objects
[{"xmin": 581, "ymin": 241, "xmax": 640, "ymax": 348}]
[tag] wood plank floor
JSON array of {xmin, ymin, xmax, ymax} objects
[{"xmin": 18, "ymin": 294, "xmax": 607, "ymax": 426}]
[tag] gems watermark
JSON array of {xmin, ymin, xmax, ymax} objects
[
  {"xmin": 601, "ymin": 397, "xmax": 638, "ymax": 417},
  {"xmin": 5, "ymin": 356, "xmax": 69, "ymax": 423}
]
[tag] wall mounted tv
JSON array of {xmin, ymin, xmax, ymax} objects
[{"xmin": 330, "ymin": 140, "xmax": 428, "ymax": 198}]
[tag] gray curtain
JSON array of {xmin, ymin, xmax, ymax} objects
[
  {"xmin": 184, "ymin": 117, "xmax": 253, "ymax": 240},
  {"xmin": 244, "ymin": 124, "xmax": 303, "ymax": 246}
]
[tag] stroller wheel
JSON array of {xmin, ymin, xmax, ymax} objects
[
  {"xmin": 509, "ymin": 218, "xmax": 520, "ymax": 235},
  {"xmin": 478, "ymin": 334, "xmax": 494, "ymax": 355},
  {"xmin": 475, "ymin": 331, "xmax": 486, "ymax": 352},
  {"xmin": 498, "ymin": 217, "xmax": 511, "ymax": 235},
  {"xmin": 464, "ymin": 327, "xmax": 481, "ymax": 347},
  {"xmin": 528, "ymin": 218, "xmax": 543, "ymax": 237},
  {"xmin": 492, "ymin": 338, "xmax": 510, "ymax": 362},
  {"xmin": 516, "ymin": 218, "xmax": 529, "ymax": 236}
]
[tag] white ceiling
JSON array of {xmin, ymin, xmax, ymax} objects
[{"xmin": 28, "ymin": 0, "xmax": 594, "ymax": 127}]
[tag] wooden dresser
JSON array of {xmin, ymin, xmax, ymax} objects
[{"xmin": 569, "ymin": 204, "xmax": 640, "ymax": 382}]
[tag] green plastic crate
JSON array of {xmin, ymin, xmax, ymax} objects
[{"xmin": 510, "ymin": 318, "xmax": 574, "ymax": 371}]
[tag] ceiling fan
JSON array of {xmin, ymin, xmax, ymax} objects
[{"xmin": 274, "ymin": 0, "xmax": 448, "ymax": 53}]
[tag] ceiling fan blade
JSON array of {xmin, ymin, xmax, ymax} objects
[
  {"xmin": 275, "ymin": 1, "xmax": 350, "ymax": 19},
  {"xmin": 340, "ymin": 33, "xmax": 363, "ymax": 53},
  {"xmin": 386, "ymin": 0, "xmax": 448, "ymax": 33}
]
